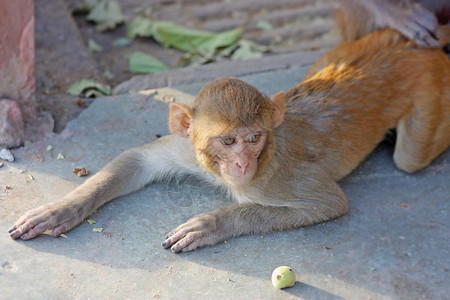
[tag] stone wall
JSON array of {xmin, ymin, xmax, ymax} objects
[{"xmin": 0, "ymin": 0, "xmax": 36, "ymax": 148}]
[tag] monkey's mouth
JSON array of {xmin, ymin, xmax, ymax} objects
[{"xmin": 220, "ymin": 166, "xmax": 257, "ymax": 187}]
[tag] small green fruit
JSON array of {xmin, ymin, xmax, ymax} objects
[{"xmin": 271, "ymin": 266, "xmax": 295, "ymax": 289}]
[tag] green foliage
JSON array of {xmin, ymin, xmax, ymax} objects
[
  {"xmin": 88, "ymin": 39, "xmax": 103, "ymax": 52},
  {"xmin": 128, "ymin": 52, "xmax": 168, "ymax": 74},
  {"xmin": 86, "ymin": 0, "xmax": 124, "ymax": 32},
  {"xmin": 113, "ymin": 37, "xmax": 132, "ymax": 47},
  {"xmin": 67, "ymin": 79, "xmax": 111, "ymax": 96},
  {"xmin": 256, "ymin": 20, "xmax": 273, "ymax": 31},
  {"xmin": 128, "ymin": 17, "xmax": 242, "ymax": 54}
]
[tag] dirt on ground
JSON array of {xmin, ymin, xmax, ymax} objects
[{"xmin": 35, "ymin": 0, "xmax": 339, "ymax": 133}]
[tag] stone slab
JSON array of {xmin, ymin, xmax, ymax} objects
[
  {"xmin": 112, "ymin": 51, "xmax": 325, "ymax": 95},
  {"xmin": 0, "ymin": 67, "xmax": 449, "ymax": 299}
]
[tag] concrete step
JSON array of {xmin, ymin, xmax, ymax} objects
[
  {"xmin": 113, "ymin": 50, "xmax": 326, "ymax": 95},
  {"xmin": 2, "ymin": 64, "xmax": 449, "ymax": 300}
]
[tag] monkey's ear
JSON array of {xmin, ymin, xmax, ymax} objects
[
  {"xmin": 169, "ymin": 103, "xmax": 194, "ymax": 138},
  {"xmin": 270, "ymin": 92, "xmax": 285, "ymax": 128}
]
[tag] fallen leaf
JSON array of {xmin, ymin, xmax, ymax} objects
[
  {"xmin": 87, "ymin": 218, "xmax": 96, "ymax": 225},
  {"xmin": 93, "ymin": 227, "xmax": 103, "ymax": 233},
  {"xmin": 113, "ymin": 37, "xmax": 132, "ymax": 47},
  {"xmin": 156, "ymin": 24, "xmax": 242, "ymax": 53},
  {"xmin": 67, "ymin": 79, "xmax": 111, "ymax": 97},
  {"xmin": 366, "ymin": 266, "xmax": 376, "ymax": 271},
  {"xmin": 84, "ymin": 89, "xmax": 106, "ymax": 98},
  {"xmin": 46, "ymin": 145, "xmax": 54, "ymax": 152},
  {"xmin": 88, "ymin": 38, "xmax": 103, "ymax": 52},
  {"xmin": 56, "ymin": 153, "xmax": 65, "ymax": 160},
  {"xmin": 86, "ymin": 0, "xmax": 124, "ymax": 32},
  {"xmin": 72, "ymin": 167, "xmax": 89, "ymax": 177},
  {"xmin": 219, "ymin": 43, "xmax": 239, "ymax": 57},
  {"xmin": 129, "ymin": 52, "xmax": 168, "ymax": 74},
  {"xmin": 400, "ymin": 203, "xmax": 410, "ymax": 209},
  {"xmin": 127, "ymin": 16, "xmax": 155, "ymax": 39},
  {"xmin": 127, "ymin": 17, "xmax": 242, "ymax": 54},
  {"xmin": 231, "ymin": 39, "xmax": 269, "ymax": 61},
  {"xmin": 175, "ymin": 50, "xmax": 216, "ymax": 67},
  {"xmin": 103, "ymin": 69, "xmax": 115, "ymax": 80},
  {"xmin": 76, "ymin": 98, "xmax": 88, "ymax": 108},
  {"xmin": 256, "ymin": 20, "xmax": 273, "ymax": 31}
]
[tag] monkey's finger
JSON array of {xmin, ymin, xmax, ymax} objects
[
  {"xmin": 412, "ymin": 4, "xmax": 437, "ymax": 32},
  {"xmin": 180, "ymin": 238, "xmax": 205, "ymax": 253},
  {"xmin": 412, "ymin": 21, "xmax": 440, "ymax": 47},
  {"xmin": 8, "ymin": 214, "xmax": 29, "ymax": 234},
  {"xmin": 164, "ymin": 229, "xmax": 176, "ymax": 240},
  {"xmin": 19, "ymin": 221, "xmax": 56, "ymax": 240},
  {"xmin": 423, "ymin": 35, "xmax": 440, "ymax": 47},
  {"xmin": 9, "ymin": 227, "xmax": 26, "ymax": 240},
  {"xmin": 8, "ymin": 224, "xmax": 20, "ymax": 234},
  {"xmin": 52, "ymin": 219, "xmax": 80, "ymax": 237},
  {"xmin": 9, "ymin": 218, "xmax": 39, "ymax": 240},
  {"xmin": 170, "ymin": 232, "xmax": 198, "ymax": 253},
  {"xmin": 404, "ymin": 26, "xmax": 440, "ymax": 47},
  {"xmin": 162, "ymin": 229, "xmax": 187, "ymax": 249}
]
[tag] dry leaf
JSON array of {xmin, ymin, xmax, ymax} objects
[{"xmin": 72, "ymin": 167, "xmax": 89, "ymax": 177}]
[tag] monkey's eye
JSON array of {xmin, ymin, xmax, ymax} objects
[
  {"xmin": 220, "ymin": 137, "xmax": 236, "ymax": 146},
  {"xmin": 248, "ymin": 133, "xmax": 262, "ymax": 143}
]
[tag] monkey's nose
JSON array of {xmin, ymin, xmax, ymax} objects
[{"xmin": 236, "ymin": 161, "xmax": 249, "ymax": 174}]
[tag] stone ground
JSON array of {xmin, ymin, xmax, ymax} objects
[{"xmin": 1, "ymin": 0, "xmax": 449, "ymax": 299}]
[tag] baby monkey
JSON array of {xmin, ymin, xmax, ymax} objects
[{"xmin": 9, "ymin": 27, "xmax": 450, "ymax": 253}]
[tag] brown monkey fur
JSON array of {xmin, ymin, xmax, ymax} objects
[{"xmin": 9, "ymin": 27, "xmax": 450, "ymax": 252}]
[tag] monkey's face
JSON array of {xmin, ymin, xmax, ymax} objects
[
  {"xmin": 193, "ymin": 121, "xmax": 269, "ymax": 187},
  {"xmin": 212, "ymin": 127, "xmax": 267, "ymax": 187},
  {"xmin": 168, "ymin": 78, "xmax": 285, "ymax": 187}
]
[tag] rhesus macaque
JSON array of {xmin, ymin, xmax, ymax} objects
[
  {"xmin": 9, "ymin": 27, "xmax": 450, "ymax": 253},
  {"xmin": 336, "ymin": 0, "xmax": 450, "ymax": 47}
]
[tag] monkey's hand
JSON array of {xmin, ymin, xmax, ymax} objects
[
  {"xmin": 9, "ymin": 200, "xmax": 85, "ymax": 240},
  {"xmin": 162, "ymin": 212, "xmax": 224, "ymax": 253},
  {"xmin": 373, "ymin": 1, "xmax": 439, "ymax": 47}
]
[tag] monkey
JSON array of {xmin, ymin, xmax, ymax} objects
[
  {"xmin": 9, "ymin": 27, "xmax": 450, "ymax": 253},
  {"xmin": 335, "ymin": 0, "xmax": 450, "ymax": 47}
]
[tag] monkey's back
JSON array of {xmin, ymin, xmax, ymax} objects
[{"xmin": 279, "ymin": 28, "xmax": 450, "ymax": 180}]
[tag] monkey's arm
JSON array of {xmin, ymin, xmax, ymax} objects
[
  {"xmin": 9, "ymin": 135, "xmax": 199, "ymax": 240},
  {"xmin": 163, "ymin": 168, "xmax": 348, "ymax": 253}
]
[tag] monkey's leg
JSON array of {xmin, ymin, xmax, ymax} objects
[
  {"xmin": 9, "ymin": 135, "xmax": 197, "ymax": 240},
  {"xmin": 393, "ymin": 101, "xmax": 450, "ymax": 173}
]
